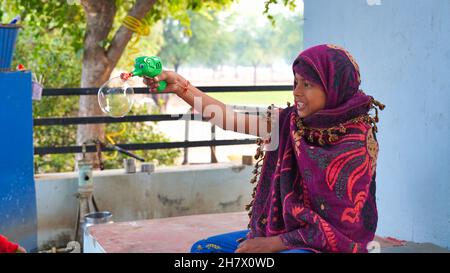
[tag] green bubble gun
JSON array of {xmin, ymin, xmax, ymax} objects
[{"xmin": 124, "ymin": 56, "xmax": 167, "ymax": 92}]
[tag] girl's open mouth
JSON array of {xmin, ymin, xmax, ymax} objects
[{"xmin": 296, "ymin": 101, "xmax": 306, "ymax": 112}]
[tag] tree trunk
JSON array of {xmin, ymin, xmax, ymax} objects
[
  {"xmin": 76, "ymin": 0, "xmax": 116, "ymax": 168},
  {"xmin": 77, "ymin": 0, "xmax": 156, "ymax": 168}
]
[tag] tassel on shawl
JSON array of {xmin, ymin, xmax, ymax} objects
[
  {"xmin": 369, "ymin": 96, "xmax": 386, "ymax": 133},
  {"xmin": 246, "ymin": 104, "xmax": 276, "ymax": 228},
  {"xmin": 294, "ymin": 96, "xmax": 386, "ymax": 144}
]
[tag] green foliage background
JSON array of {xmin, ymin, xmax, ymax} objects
[{"xmin": 1, "ymin": 0, "xmax": 303, "ymax": 173}]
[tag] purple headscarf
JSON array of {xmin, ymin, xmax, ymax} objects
[{"xmin": 247, "ymin": 44, "xmax": 384, "ymax": 253}]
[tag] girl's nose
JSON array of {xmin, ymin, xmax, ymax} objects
[{"xmin": 293, "ymin": 87, "xmax": 303, "ymax": 96}]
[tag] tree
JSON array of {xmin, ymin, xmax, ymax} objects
[
  {"xmin": 6, "ymin": 18, "xmax": 180, "ymax": 173},
  {"xmin": 158, "ymin": 18, "xmax": 191, "ymax": 72},
  {"xmin": 230, "ymin": 16, "xmax": 274, "ymax": 84},
  {"xmin": 2, "ymin": 0, "xmax": 302, "ymax": 171},
  {"xmin": 188, "ymin": 10, "xmax": 234, "ymax": 79},
  {"xmin": 263, "ymin": 0, "xmax": 298, "ymax": 26},
  {"xmin": 152, "ymin": 17, "xmax": 192, "ymax": 112},
  {"xmin": 5, "ymin": 0, "xmax": 235, "ymax": 167},
  {"xmin": 271, "ymin": 13, "xmax": 304, "ymax": 64},
  {"xmin": 156, "ymin": 10, "xmax": 231, "ymax": 109}
]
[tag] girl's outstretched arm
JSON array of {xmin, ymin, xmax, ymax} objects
[{"xmin": 144, "ymin": 71, "xmax": 272, "ymax": 137}]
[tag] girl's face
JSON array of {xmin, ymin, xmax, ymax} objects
[{"xmin": 293, "ymin": 73, "xmax": 327, "ymax": 118}]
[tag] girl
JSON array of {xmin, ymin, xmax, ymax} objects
[{"xmin": 144, "ymin": 44, "xmax": 384, "ymax": 253}]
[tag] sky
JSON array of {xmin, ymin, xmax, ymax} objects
[
  {"xmin": 222, "ymin": 0, "xmax": 304, "ymax": 29},
  {"xmin": 230, "ymin": 0, "xmax": 304, "ymax": 17}
]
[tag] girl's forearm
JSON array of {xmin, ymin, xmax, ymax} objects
[
  {"xmin": 174, "ymin": 75, "xmax": 271, "ymax": 137},
  {"xmin": 176, "ymin": 77, "xmax": 226, "ymax": 121}
]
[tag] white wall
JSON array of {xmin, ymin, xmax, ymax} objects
[{"xmin": 304, "ymin": 0, "xmax": 450, "ymax": 248}]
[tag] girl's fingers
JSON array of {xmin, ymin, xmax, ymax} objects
[
  {"xmin": 144, "ymin": 71, "xmax": 170, "ymax": 86},
  {"xmin": 237, "ymin": 240, "xmax": 247, "ymax": 249},
  {"xmin": 144, "ymin": 77, "xmax": 159, "ymax": 89},
  {"xmin": 155, "ymin": 71, "xmax": 169, "ymax": 81},
  {"xmin": 149, "ymin": 83, "xmax": 165, "ymax": 93},
  {"xmin": 143, "ymin": 77, "xmax": 152, "ymax": 86},
  {"xmin": 235, "ymin": 245, "xmax": 246, "ymax": 253},
  {"xmin": 143, "ymin": 76, "xmax": 159, "ymax": 85}
]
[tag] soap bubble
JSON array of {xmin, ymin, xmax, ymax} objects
[{"xmin": 98, "ymin": 76, "xmax": 134, "ymax": 118}]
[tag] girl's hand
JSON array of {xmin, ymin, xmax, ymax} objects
[
  {"xmin": 235, "ymin": 236, "xmax": 287, "ymax": 253},
  {"xmin": 143, "ymin": 71, "xmax": 187, "ymax": 95}
]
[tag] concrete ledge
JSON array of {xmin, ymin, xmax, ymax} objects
[
  {"xmin": 86, "ymin": 212, "xmax": 249, "ymax": 253},
  {"xmin": 35, "ymin": 163, "xmax": 253, "ymax": 250},
  {"xmin": 86, "ymin": 212, "xmax": 450, "ymax": 253}
]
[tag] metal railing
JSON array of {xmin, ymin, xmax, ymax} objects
[{"xmin": 34, "ymin": 85, "xmax": 292, "ymax": 163}]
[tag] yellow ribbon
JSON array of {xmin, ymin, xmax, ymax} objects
[
  {"xmin": 122, "ymin": 15, "xmax": 150, "ymax": 67},
  {"xmin": 103, "ymin": 123, "xmax": 127, "ymax": 160}
]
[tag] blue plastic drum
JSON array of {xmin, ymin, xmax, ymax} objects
[{"xmin": 0, "ymin": 24, "xmax": 21, "ymax": 71}]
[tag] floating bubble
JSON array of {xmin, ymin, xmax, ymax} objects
[{"xmin": 98, "ymin": 76, "xmax": 134, "ymax": 118}]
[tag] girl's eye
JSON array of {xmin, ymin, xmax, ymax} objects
[{"xmin": 304, "ymin": 82, "xmax": 312, "ymax": 88}]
